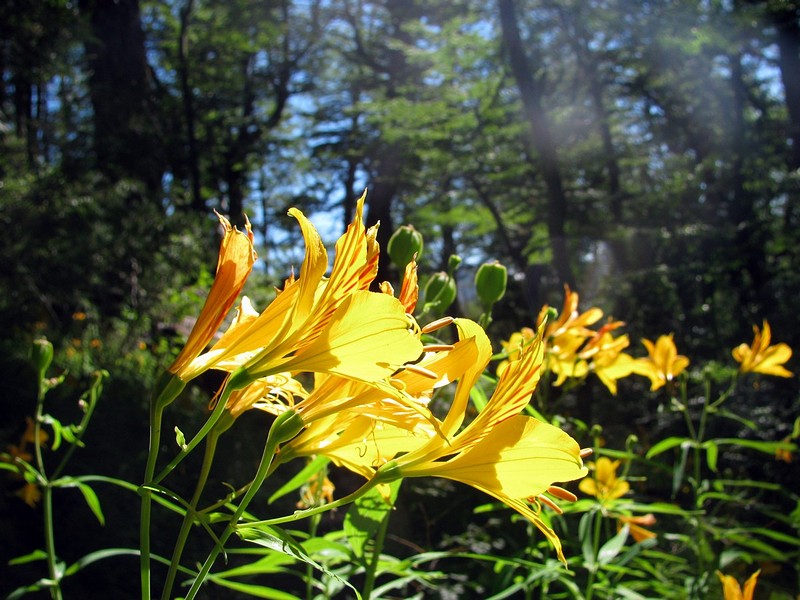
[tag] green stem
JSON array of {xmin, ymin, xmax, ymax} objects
[
  {"xmin": 151, "ymin": 393, "xmax": 230, "ymax": 486},
  {"xmin": 584, "ymin": 508, "xmax": 603, "ymax": 600},
  {"xmin": 183, "ymin": 410, "xmax": 303, "ymax": 600},
  {"xmin": 362, "ymin": 508, "xmax": 391, "ymax": 600},
  {"xmin": 42, "ymin": 482, "xmax": 62, "ymax": 600},
  {"xmin": 33, "ymin": 350, "xmax": 61, "ymax": 600},
  {"xmin": 140, "ymin": 398, "xmax": 166, "ymax": 600},
  {"xmin": 161, "ymin": 429, "xmax": 220, "ymax": 600}
]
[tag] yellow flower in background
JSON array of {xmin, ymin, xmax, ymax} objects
[
  {"xmin": 169, "ymin": 212, "xmax": 256, "ymax": 379},
  {"xmin": 733, "ymin": 320, "xmax": 792, "ymax": 377},
  {"xmin": 579, "ymin": 457, "xmax": 630, "ymax": 503},
  {"xmin": 497, "ymin": 327, "xmax": 535, "ymax": 376},
  {"xmin": 618, "ymin": 513, "xmax": 657, "ymax": 543},
  {"xmin": 716, "ymin": 569, "xmax": 760, "ymax": 600},
  {"xmin": 539, "ymin": 285, "xmax": 603, "ymax": 341},
  {"xmin": 176, "ymin": 192, "xmax": 423, "ymax": 386},
  {"xmin": 580, "ymin": 323, "xmax": 635, "ymax": 395},
  {"xmin": 632, "ymin": 333, "xmax": 690, "ymax": 390}
]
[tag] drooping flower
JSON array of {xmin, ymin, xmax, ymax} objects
[
  {"xmin": 579, "ymin": 457, "xmax": 630, "ymax": 504},
  {"xmin": 174, "ymin": 192, "xmax": 423, "ymax": 387},
  {"xmin": 716, "ymin": 569, "xmax": 760, "ymax": 600},
  {"xmin": 632, "ymin": 333, "xmax": 690, "ymax": 390},
  {"xmin": 732, "ymin": 320, "xmax": 792, "ymax": 377},
  {"xmin": 168, "ymin": 213, "xmax": 256, "ymax": 379},
  {"xmin": 313, "ymin": 320, "xmax": 587, "ymax": 563}
]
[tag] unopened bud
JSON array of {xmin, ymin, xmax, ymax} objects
[
  {"xmin": 424, "ymin": 271, "xmax": 457, "ymax": 315},
  {"xmin": 475, "ymin": 261, "xmax": 507, "ymax": 310},
  {"xmin": 387, "ymin": 225, "xmax": 423, "ymax": 270},
  {"xmin": 31, "ymin": 338, "xmax": 54, "ymax": 378}
]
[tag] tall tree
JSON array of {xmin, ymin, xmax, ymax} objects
[
  {"xmin": 81, "ymin": 0, "xmax": 165, "ymax": 192},
  {"xmin": 497, "ymin": 0, "xmax": 575, "ymax": 286}
]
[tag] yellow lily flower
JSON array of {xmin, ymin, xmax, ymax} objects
[
  {"xmin": 578, "ymin": 457, "xmax": 630, "ymax": 503},
  {"xmin": 539, "ymin": 285, "xmax": 603, "ymax": 341},
  {"xmin": 716, "ymin": 570, "xmax": 760, "ymax": 600},
  {"xmin": 732, "ymin": 320, "xmax": 792, "ymax": 377},
  {"xmin": 632, "ymin": 334, "xmax": 690, "ymax": 390},
  {"xmin": 168, "ymin": 213, "xmax": 256, "ymax": 379},
  {"xmin": 372, "ymin": 321, "xmax": 586, "ymax": 562},
  {"xmin": 174, "ymin": 193, "xmax": 423, "ymax": 386}
]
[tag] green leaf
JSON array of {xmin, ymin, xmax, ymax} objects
[
  {"xmin": 598, "ymin": 524, "xmax": 630, "ymax": 566},
  {"xmin": 344, "ymin": 479, "xmax": 402, "ymax": 558},
  {"xmin": 712, "ymin": 438, "xmax": 796, "ymax": 455},
  {"xmin": 672, "ymin": 442, "xmax": 691, "ymax": 496},
  {"xmin": 645, "ymin": 436, "xmax": 692, "ymax": 459},
  {"xmin": 702, "ymin": 440, "xmax": 718, "ymax": 472},
  {"xmin": 52, "ymin": 477, "xmax": 105, "ymax": 525},
  {"xmin": 236, "ymin": 523, "xmax": 361, "ymax": 599},
  {"xmin": 8, "ymin": 549, "xmax": 48, "ymax": 565},
  {"xmin": 268, "ymin": 455, "xmax": 329, "ymax": 504},
  {"xmin": 63, "ymin": 548, "xmax": 139, "ymax": 576},
  {"xmin": 207, "ymin": 577, "xmax": 300, "ymax": 599}
]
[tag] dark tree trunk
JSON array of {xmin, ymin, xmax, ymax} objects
[
  {"xmin": 771, "ymin": 6, "xmax": 800, "ymax": 171},
  {"xmin": 178, "ymin": 0, "xmax": 203, "ymax": 212},
  {"xmin": 81, "ymin": 0, "xmax": 164, "ymax": 193},
  {"xmin": 498, "ymin": 0, "xmax": 575, "ymax": 287}
]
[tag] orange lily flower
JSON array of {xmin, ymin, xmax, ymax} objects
[{"xmin": 168, "ymin": 213, "xmax": 256, "ymax": 379}]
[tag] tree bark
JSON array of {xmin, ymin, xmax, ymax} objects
[
  {"xmin": 178, "ymin": 0, "xmax": 203, "ymax": 211},
  {"xmin": 497, "ymin": 0, "xmax": 575, "ymax": 286},
  {"xmin": 81, "ymin": 0, "xmax": 164, "ymax": 193}
]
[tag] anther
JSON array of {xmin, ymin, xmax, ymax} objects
[
  {"xmin": 547, "ymin": 486, "xmax": 577, "ymax": 503},
  {"xmin": 580, "ymin": 447, "xmax": 594, "ymax": 458},
  {"xmin": 421, "ymin": 316, "xmax": 454, "ymax": 334},
  {"xmin": 403, "ymin": 364, "xmax": 439, "ymax": 379},
  {"xmin": 422, "ymin": 344, "xmax": 455, "ymax": 353},
  {"xmin": 537, "ymin": 494, "xmax": 564, "ymax": 514}
]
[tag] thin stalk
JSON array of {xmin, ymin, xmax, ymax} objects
[
  {"xmin": 183, "ymin": 412, "xmax": 298, "ymax": 600},
  {"xmin": 33, "ymin": 355, "xmax": 61, "ymax": 600},
  {"xmin": 161, "ymin": 429, "xmax": 221, "ymax": 600},
  {"xmin": 140, "ymin": 399, "xmax": 166, "ymax": 600},
  {"xmin": 584, "ymin": 509, "xmax": 603, "ymax": 600},
  {"xmin": 41, "ymin": 483, "xmax": 62, "ymax": 600},
  {"xmin": 362, "ymin": 509, "xmax": 391, "ymax": 600}
]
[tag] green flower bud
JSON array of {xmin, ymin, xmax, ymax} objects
[
  {"xmin": 387, "ymin": 225, "xmax": 423, "ymax": 270},
  {"xmin": 475, "ymin": 261, "xmax": 507, "ymax": 309},
  {"xmin": 447, "ymin": 254, "xmax": 462, "ymax": 275},
  {"xmin": 31, "ymin": 338, "xmax": 54, "ymax": 378},
  {"xmin": 424, "ymin": 271, "xmax": 457, "ymax": 315}
]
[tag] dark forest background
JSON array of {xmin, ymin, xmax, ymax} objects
[{"xmin": 1, "ymin": 0, "xmax": 799, "ymax": 597}]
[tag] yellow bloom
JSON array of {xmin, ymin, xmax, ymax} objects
[
  {"xmin": 632, "ymin": 334, "xmax": 690, "ymax": 390},
  {"xmin": 362, "ymin": 321, "xmax": 586, "ymax": 562},
  {"xmin": 176, "ymin": 193, "xmax": 423, "ymax": 386},
  {"xmin": 169, "ymin": 212, "xmax": 256, "ymax": 379},
  {"xmin": 732, "ymin": 320, "xmax": 792, "ymax": 377},
  {"xmin": 497, "ymin": 327, "xmax": 535, "ymax": 376},
  {"xmin": 579, "ymin": 457, "xmax": 630, "ymax": 503},
  {"xmin": 716, "ymin": 570, "xmax": 760, "ymax": 600},
  {"xmin": 539, "ymin": 285, "xmax": 603, "ymax": 341}
]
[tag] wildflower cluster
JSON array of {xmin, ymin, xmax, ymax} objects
[
  {"xmin": 139, "ymin": 193, "xmax": 589, "ymax": 599},
  {"xmin": 500, "ymin": 287, "xmax": 791, "ymax": 398}
]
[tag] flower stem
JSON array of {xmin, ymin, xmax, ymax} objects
[
  {"xmin": 183, "ymin": 410, "xmax": 303, "ymax": 599},
  {"xmin": 362, "ymin": 508, "xmax": 391, "ymax": 600},
  {"xmin": 140, "ymin": 398, "xmax": 166, "ymax": 600},
  {"xmin": 160, "ymin": 429, "xmax": 220, "ymax": 600}
]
